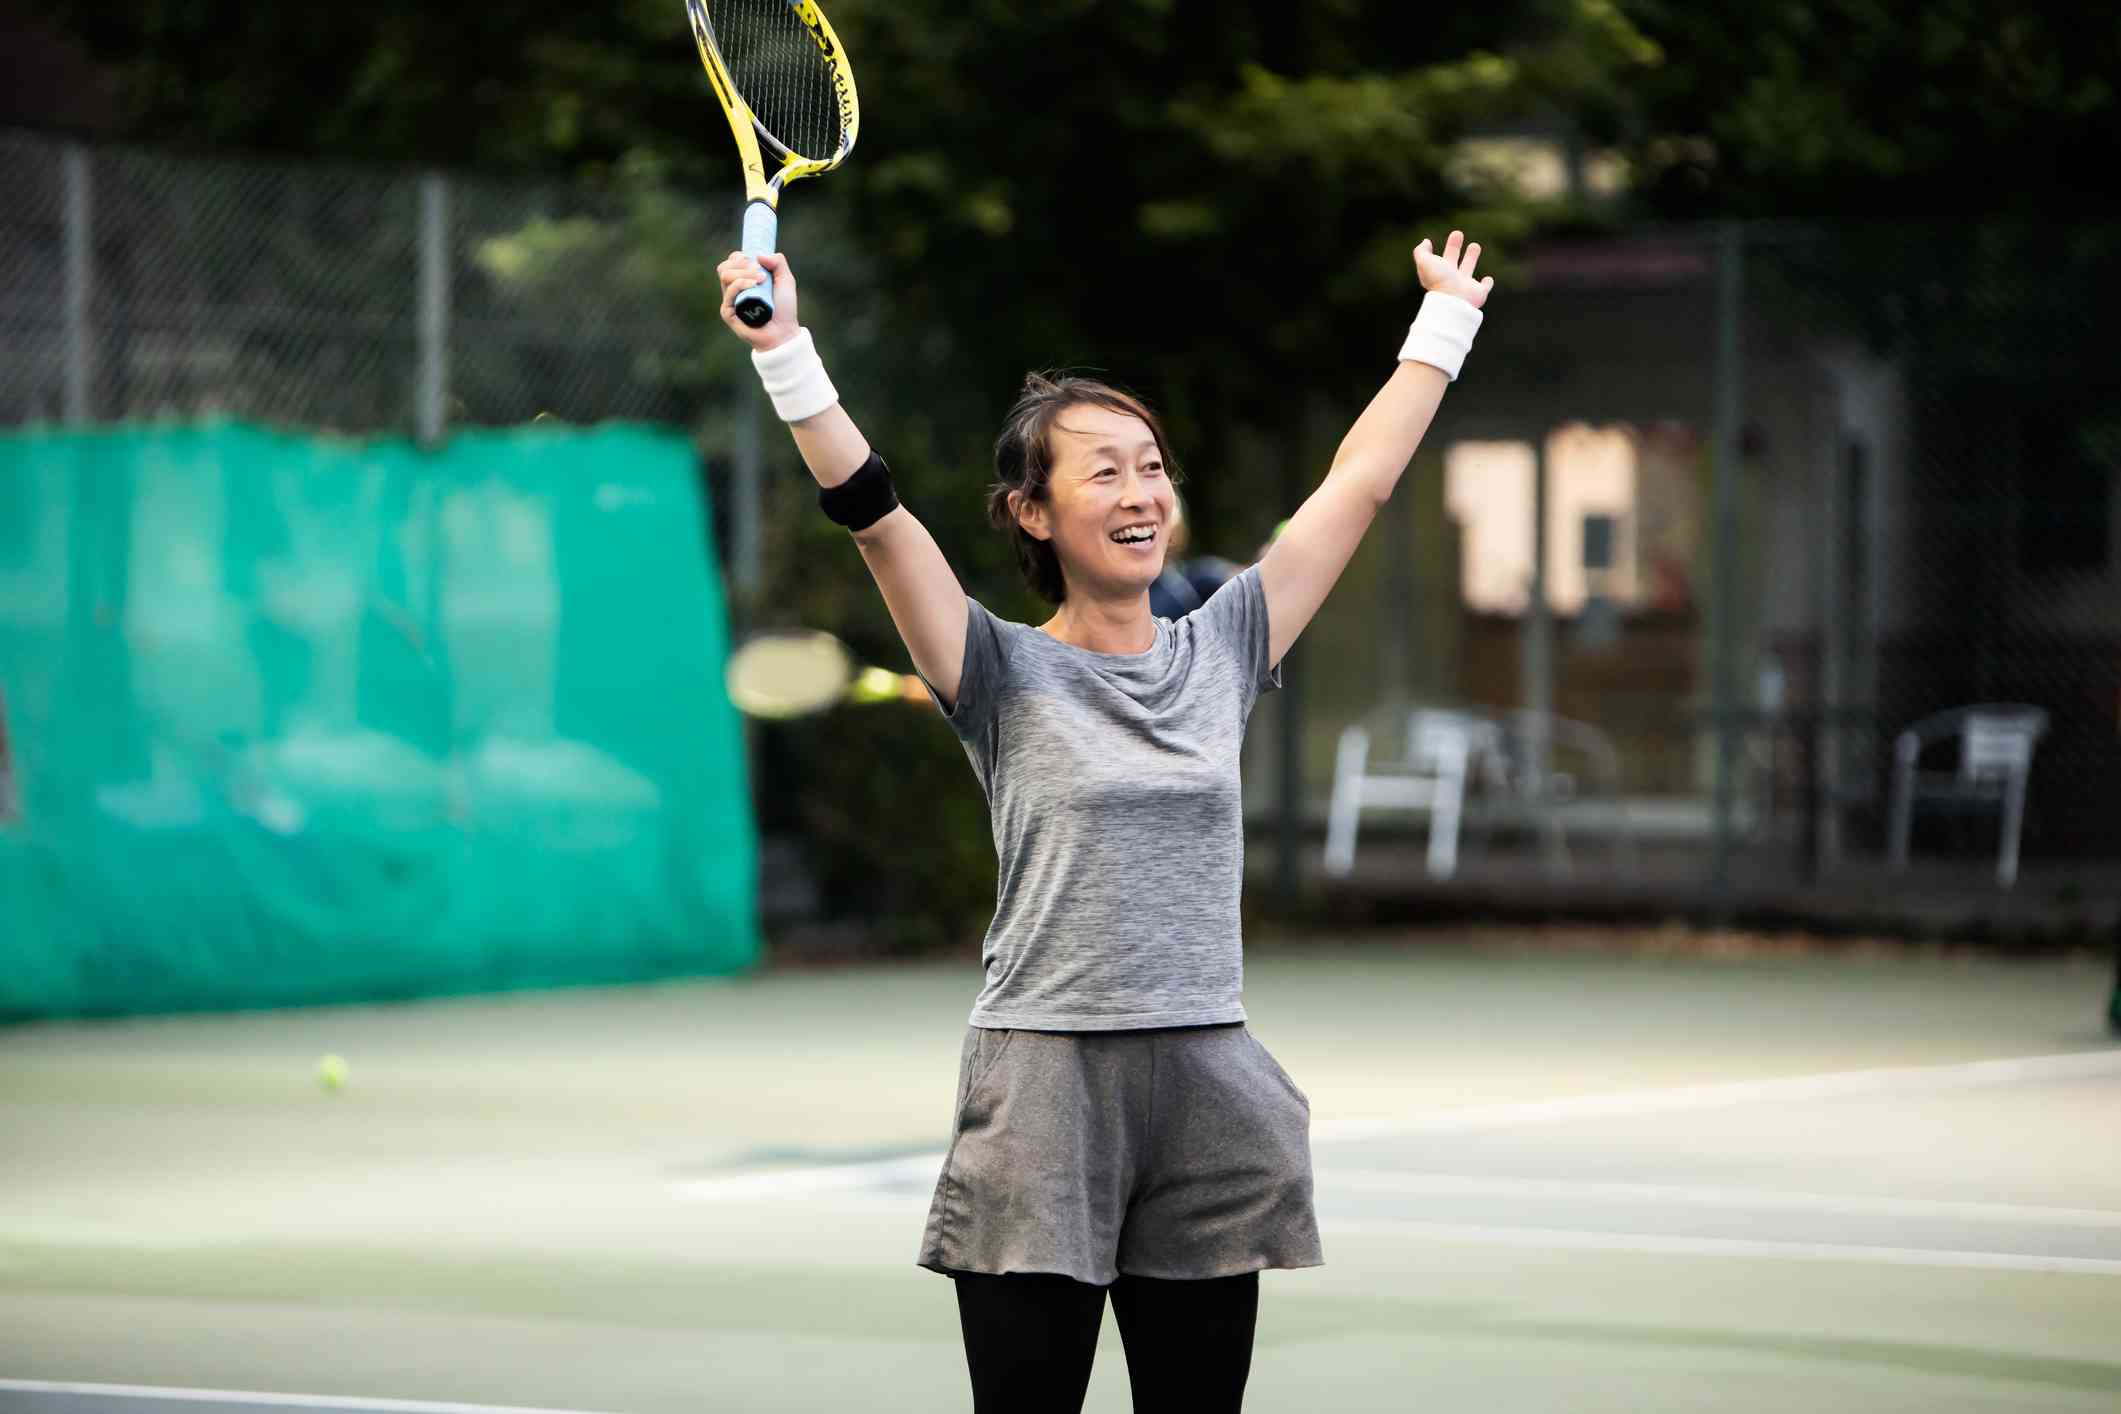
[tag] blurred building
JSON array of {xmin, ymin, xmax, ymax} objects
[{"xmin": 1252, "ymin": 225, "xmax": 2121, "ymax": 886}]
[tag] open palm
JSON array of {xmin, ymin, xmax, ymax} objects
[{"xmin": 1413, "ymin": 231, "xmax": 1493, "ymax": 310}]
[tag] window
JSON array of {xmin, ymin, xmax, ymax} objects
[
  {"xmin": 1445, "ymin": 426, "xmax": 1652, "ymax": 616},
  {"xmin": 1444, "ymin": 440, "xmax": 1537, "ymax": 614},
  {"xmin": 1582, "ymin": 514, "xmax": 1616, "ymax": 572}
]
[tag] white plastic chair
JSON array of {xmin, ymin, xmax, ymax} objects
[
  {"xmin": 1324, "ymin": 709, "xmax": 1502, "ymax": 879},
  {"xmin": 1887, "ymin": 704, "xmax": 2048, "ymax": 887},
  {"xmin": 1487, "ymin": 709, "xmax": 1636, "ymax": 878}
]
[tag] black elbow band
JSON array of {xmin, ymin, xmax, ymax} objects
[{"xmin": 819, "ymin": 451, "xmax": 899, "ymax": 531}]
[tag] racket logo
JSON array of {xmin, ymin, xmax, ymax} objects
[{"xmin": 793, "ymin": 2, "xmax": 858, "ymax": 150}]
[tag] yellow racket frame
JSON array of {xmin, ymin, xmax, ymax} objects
[{"xmin": 685, "ymin": 0, "xmax": 859, "ymax": 324}]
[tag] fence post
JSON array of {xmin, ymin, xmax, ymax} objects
[
  {"xmin": 62, "ymin": 144, "xmax": 92, "ymax": 425},
  {"xmin": 417, "ymin": 172, "xmax": 450, "ymax": 445},
  {"xmin": 730, "ymin": 377, "xmax": 764, "ymax": 609},
  {"xmin": 1379, "ymin": 474, "xmax": 1412, "ymax": 704},
  {"xmin": 1707, "ymin": 222, "xmax": 1746, "ymax": 901},
  {"xmin": 1273, "ymin": 400, "xmax": 1323, "ymax": 911},
  {"xmin": 1524, "ymin": 433, "xmax": 1554, "ymax": 804}
]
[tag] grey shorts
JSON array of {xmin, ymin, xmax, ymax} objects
[{"xmin": 918, "ymin": 1023, "xmax": 1324, "ymax": 1286}]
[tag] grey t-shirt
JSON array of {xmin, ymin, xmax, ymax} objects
[{"xmin": 929, "ymin": 566, "xmax": 1281, "ymax": 1030}]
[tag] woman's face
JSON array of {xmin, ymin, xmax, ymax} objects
[{"xmin": 1016, "ymin": 403, "xmax": 1175, "ymax": 601}]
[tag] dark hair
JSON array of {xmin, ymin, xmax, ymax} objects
[{"xmin": 986, "ymin": 372, "xmax": 1180, "ymax": 605}]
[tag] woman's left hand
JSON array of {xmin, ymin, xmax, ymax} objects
[{"xmin": 1413, "ymin": 230, "xmax": 1494, "ymax": 310}]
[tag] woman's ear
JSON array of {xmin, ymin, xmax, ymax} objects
[{"xmin": 1011, "ymin": 489, "xmax": 1053, "ymax": 543}]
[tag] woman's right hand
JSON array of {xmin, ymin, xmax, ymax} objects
[{"xmin": 716, "ymin": 249, "xmax": 801, "ymax": 351}]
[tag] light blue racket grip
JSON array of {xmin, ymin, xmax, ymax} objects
[{"xmin": 734, "ymin": 201, "xmax": 779, "ymax": 328}]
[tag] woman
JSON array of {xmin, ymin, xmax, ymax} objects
[{"xmin": 715, "ymin": 231, "xmax": 1492, "ymax": 1413}]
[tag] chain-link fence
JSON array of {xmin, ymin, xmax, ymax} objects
[
  {"xmin": 4, "ymin": 125, "xmax": 2117, "ymax": 927},
  {"xmin": 0, "ymin": 130, "xmax": 719, "ymax": 434},
  {"xmin": 1255, "ymin": 220, "xmax": 2121, "ymax": 916},
  {"xmin": 1746, "ymin": 224, "xmax": 2120, "ymax": 881}
]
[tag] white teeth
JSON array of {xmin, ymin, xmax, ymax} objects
[{"xmin": 1110, "ymin": 525, "xmax": 1156, "ymax": 544}]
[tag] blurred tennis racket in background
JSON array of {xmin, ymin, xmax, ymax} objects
[
  {"xmin": 684, "ymin": 0, "xmax": 860, "ymax": 327},
  {"xmin": 725, "ymin": 630, "xmax": 925, "ymax": 719}
]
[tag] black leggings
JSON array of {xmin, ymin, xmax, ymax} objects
[{"xmin": 953, "ymin": 1270, "xmax": 1260, "ymax": 1413}]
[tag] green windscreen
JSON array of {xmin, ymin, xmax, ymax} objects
[{"xmin": 0, "ymin": 422, "xmax": 757, "ymax": 1019}]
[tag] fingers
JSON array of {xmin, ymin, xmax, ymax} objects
[
  {"xmin": 1412, "ymin": 232, "xmax": 1492, "ymax": 295},
  {"xmin": 1412, "ymin": 232, "xmax": 1483, "ymax": 266},
  {"xmin": 714, "ymin": 252, "xmax": 747, "ymax": 296},
  {"xmin": 1427, "ymin": 232, "xmax": 1480, "ymax": 272},
  {"xmin": 717, "ymin": 250, "xmax": 771, "ymax": 294},
  {"xmin": 713, "ymin": 247, "xmax": 802, "ymax": 340},
  {"xmin": 714, "ymin": 250, "xmax": 767, "ymax": 332},
  {"xmin": 753, "ymin": 251, "xmax": 792, "ymax": 289},
  {"xmin": 760, "ymin": 251, "xmax": 799, "ymax": 306}
]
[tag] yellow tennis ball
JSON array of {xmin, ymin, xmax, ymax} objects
[
  {"xmin": 850, "ymin": 665, "xmax": 904, "ymax": 703},
  {"xmin": 316, "ymin": 1054, "xmax": 349, "ymax": 1092}
]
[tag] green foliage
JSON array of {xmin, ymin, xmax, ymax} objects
[
  {"xmin": 35, "ymin": 0, "xmax": 704, "ymax": 173},
  {"xmin": 1609, "ymin": 0, "xmax": 2121, "ymax": 216},
  {"xmin": 37, "ymin": 0, "xmax": 2118, "ymax": 949}
]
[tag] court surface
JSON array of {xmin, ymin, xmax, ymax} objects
[{"xmin": 4, "ymin": 933, "xmax": 2118, "ymax": 1412}]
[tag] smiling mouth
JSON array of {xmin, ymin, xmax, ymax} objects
[{"xmin": 1109, "ymin": 524, "xmax": 1158, "ymax": 546}]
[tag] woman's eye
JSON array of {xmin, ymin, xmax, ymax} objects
[
  {"xmin": 1143, "ymin": 463, "xmax": 1164, "ymax": 477},
  {"xmin": 1094, "ymin": 468, "xmax": 1117, "ymax": 479}
]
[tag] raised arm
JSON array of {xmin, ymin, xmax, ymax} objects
[
  {"xmin": 1255, "ymin": 231, "xmax": 1493, "ymax": 666},
  {"xmin": 716, "ymin": 251, "xmax": 971, "ymax": 705}
]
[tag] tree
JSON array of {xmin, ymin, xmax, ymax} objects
[
  {"xmin": 1609, "ymin": 0, "xmax": 2121, "ymax": 218},
  {"xmin": 31, "ymin": 0, "xmax": 700, "ymax": 173},
  {"xmin": 64, "ymin": 2, "xmax": 2121, "ymax": 946}
]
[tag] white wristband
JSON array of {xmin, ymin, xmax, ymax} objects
[
  {"xmin": 1397, "ymin": 291, "xmax": 1484, "ymax": 382},
  {"xmin": 750, "ymin": 327, "xmax": 840, "ymax": 422}
]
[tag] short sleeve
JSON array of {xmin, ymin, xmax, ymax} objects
[
  {"xmin": 1191, "ymin": 564, "xmax": 1281, "ymax": 699},
  {"xmin": 922, "ymin": 596, "xmax": 1012, "ymax": 742}
]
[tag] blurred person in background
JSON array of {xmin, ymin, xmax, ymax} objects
[{"xmin": 1147, "ymin": 492, "xmax": 1245, "ymax": 622}]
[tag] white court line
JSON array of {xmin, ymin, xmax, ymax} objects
[
  {"xmin": 0, "ymin": 1382, "xmax": 612, "ymax": 1414},
  {"xmin": 1310, "ymin": 1046, "xmax": 2121, "ymax": 1143},
  {"xmin": 1318, "ymin": 1218, "xmax": 2121, "ymax": 1276},
  {"xmin": 672, "ymin": 1153, "xmax": 942, "ymax": 1201},
  {"xmin": 674, "ymin": 1168, "xmax": 2121, "ymax": 1241},
  {"xmin": 1314, "ymin": 1171, "xmax": 2121, "ymax": 1228},
  {"xmin": 671, "ymin": 1048, "xmax": 2121, "ymax": 1204}
]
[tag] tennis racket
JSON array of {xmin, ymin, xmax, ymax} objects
[
  {"xmin": 725, "ymin": 630, "xmax": 922, "ymax": 719},
  {"xmin": 684, "ymin": 0, "xmax": 860, "ymax": 328}
]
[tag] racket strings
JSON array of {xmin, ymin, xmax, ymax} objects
[
  {"xmin": 726, "ymin": 632, "xmax": 854, "ymax": 718},
  {"xmin": 710, "ymin": 0, "xmax": 846, "ymax": 163}
]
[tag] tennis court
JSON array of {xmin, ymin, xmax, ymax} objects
[{"xmin": 3, "ymin": 933, "xmax": 2116, "ymax": 1413}]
